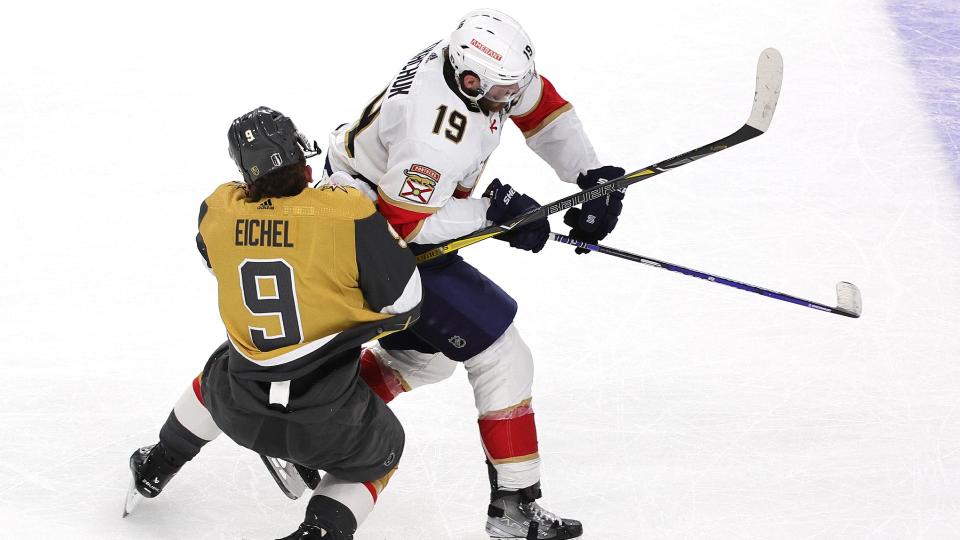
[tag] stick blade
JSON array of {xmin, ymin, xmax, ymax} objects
[
  {"xmin": 835, "ymin": 281, "xmax": 862, "ymax": 318},
  {"xmin": 746, "ymin": 48, "xmax": 783, "ymax": 132}
]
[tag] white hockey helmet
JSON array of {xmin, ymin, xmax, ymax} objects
[{"xmin": 448, "ymin": 9, "xmax": 536, "ymax": 103}]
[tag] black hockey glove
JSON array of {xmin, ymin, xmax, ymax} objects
[
  {"xmin": 563, "ymin": 165, "xmax": 626, "ymax": 254},
  {"xmin": 484, "ymin": 179, "xmax": 549, "ymax": 253}
]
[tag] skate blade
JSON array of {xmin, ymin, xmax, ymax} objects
[
  {"xmin": 122, "ymin": 476, "xmax": 143, "ymax": 518},
  {"xmin": 260, "ymin": 454, "xmax": 308, "ymax": 500}
]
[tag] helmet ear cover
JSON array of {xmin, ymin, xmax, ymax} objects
[{"xmin": 457, "ymin": 70, "xmax": 483, "ymax": 98}]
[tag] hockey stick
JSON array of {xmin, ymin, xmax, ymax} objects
[
  {"xmin": 415, "ymin": 48, "xmax": 783, "ymax": 264},
  {"xmin": 549, "ymin": 232, "xmax": 862, "ymax": 318}
]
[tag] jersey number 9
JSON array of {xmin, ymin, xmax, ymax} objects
[{"xmin": 239, "ymin": 259, "xmax": 304, "ymax": 351}]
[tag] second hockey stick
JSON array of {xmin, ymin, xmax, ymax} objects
[
  {"xmin": 416, "ymin": 48, "xmax": 784, "ymax": 264},
  {"xmin": 549, "ymin": 232, "xmax": 862, "ymax": 318}
]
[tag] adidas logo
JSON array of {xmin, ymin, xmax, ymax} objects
[{"xmin": 257, "ymin": 199, "xmax": 274, "ymax": 210}]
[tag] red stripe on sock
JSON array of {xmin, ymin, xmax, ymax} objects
[
  {"xmin": 363, "ymin": 481, "xmax": 378, "ymax": 503},
  {"xmin": 359, "ymin": 350, "xmax": 397, "ymax": 404},
  {"xmin": 191, "ymin": 375, "xmax": 204, "ymax": 406},
  {"xmin": 478, "ymin": 412, "xmax": 539, "ymax": 460}
]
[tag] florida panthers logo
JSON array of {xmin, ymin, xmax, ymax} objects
[{"xmin": 399, "ymin": 164, "xmax": 441, "ymax": 204}]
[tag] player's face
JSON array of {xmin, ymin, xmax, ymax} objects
[
  {"xmin": 484, "ymin": 82, "xmax": 522, "ymax": 103},
  {"xmin": 479, "ymin": 96, "xmax": 509, "ymax": 113}
]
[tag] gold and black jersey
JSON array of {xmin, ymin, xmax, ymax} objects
[{"xmin": 197, "ymin": 182, "xmax": 421, "ymax": 380}]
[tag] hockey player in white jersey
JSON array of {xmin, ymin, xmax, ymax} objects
[{"xmin": 323, "ymin": 9, "xmax": 625, "ymax": 539}]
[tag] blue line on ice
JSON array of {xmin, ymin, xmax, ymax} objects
[{"xmin": 888, "ymin": 0, "xmax": 960, "ymax": 181}]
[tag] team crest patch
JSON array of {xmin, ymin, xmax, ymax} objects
[{"xmin": 399, "ymin": 164, "xmax": 440, "ymax": 204}]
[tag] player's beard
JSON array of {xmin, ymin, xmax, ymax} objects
[{"xmin": 479, "ymin": 97, "xmax": 508, "ymax": 114}]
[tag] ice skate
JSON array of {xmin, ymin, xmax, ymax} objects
[
  {"xmin": 261, "ymin": 454, "xmax": 321, "ymax": 500},
  {"xmin": 275, "ymin": 523, "xmax": 334, "ymax": 539},
  {"xmin": 486, "ymin": 483, "xmax": 582, "ymax": 540},
  {"xmin": 122, "ymin": 443, "xmax": 182, "ymax": 517}
]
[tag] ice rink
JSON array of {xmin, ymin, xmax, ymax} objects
[{"xmin": 2, "ymin": 1, "xmax": 959, "ymax": 538}]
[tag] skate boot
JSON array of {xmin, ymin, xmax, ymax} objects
[
  {"xmin": 276, "ymin": 495, "xmax": 357, "ymax": 539},
  {"xmin": 123, "ymin": 443, "xmax": 183, "ymax": 517},
  {"xmin": 486, "ymin": 483, "xmax": 582, "ymax": 540},
  {"xmin": 275, "ymin": 523, "xmax": 329, "ymax": 540},
  {"xmin": 130, "ymin": 443, "xmax": 183, "ymax": 497}
]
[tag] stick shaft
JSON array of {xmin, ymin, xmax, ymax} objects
[{"xmin": 550, "ymin": 233, "xmax": 860, "ymax": 318}]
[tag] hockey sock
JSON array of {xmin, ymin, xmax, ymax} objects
[
  {"xmin": 358, "ymin": 349, "xmax": 406, "ymax": 403},
  {"xmin": 305, "ymin": 469, "xmax": 396, "ymax": 535},
  {"xmin": 478, "ymin": 399, "xmax": 541, "ymax": 490},
  {"xmin": 158, "ymin": 375, "xmax": 221, "ymax": 466},
  {"xmin": 302, "ymin": 495, "xmax": 358, "ymax": 539}
]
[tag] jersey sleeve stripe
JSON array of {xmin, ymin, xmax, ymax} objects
[
  {"xmin": 376, "ymin": 188, "xmax": 437, "ymax": 239},
  {"xmin": 516, "ymin": 102, "xmax": 572, "ymax": 139},
  {"xmin": 376, "ymin": 187, "xmax": 441, "ymax": 215},
  {"xmin": 510, "ymin": 76, "xmax": 571, "ymax": 138},
  {"xmin": 402, "ymin": 219, "xmax": 425, "ymax": 243}
]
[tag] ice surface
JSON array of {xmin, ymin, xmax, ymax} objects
[
  {"xmin": 2, "ymin": 1, "xmax": 960, "ymax": 538},
  {"xmin": 888, "ymin": 0, "xmax": 960, "ymax": 180}
]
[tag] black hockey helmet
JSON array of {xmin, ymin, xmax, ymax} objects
[{"xmin": 227, "ymin": 106, "xmax": 320, "ymax": 183}]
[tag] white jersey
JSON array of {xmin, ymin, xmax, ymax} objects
[{"xmin": 326, "ymin": 40, "xmax": 602, "ymax": 243}]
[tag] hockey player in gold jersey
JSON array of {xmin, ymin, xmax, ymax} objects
[{"xmin": 125, "ymin": 107, "xmax": 422, "ymax": 540}]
